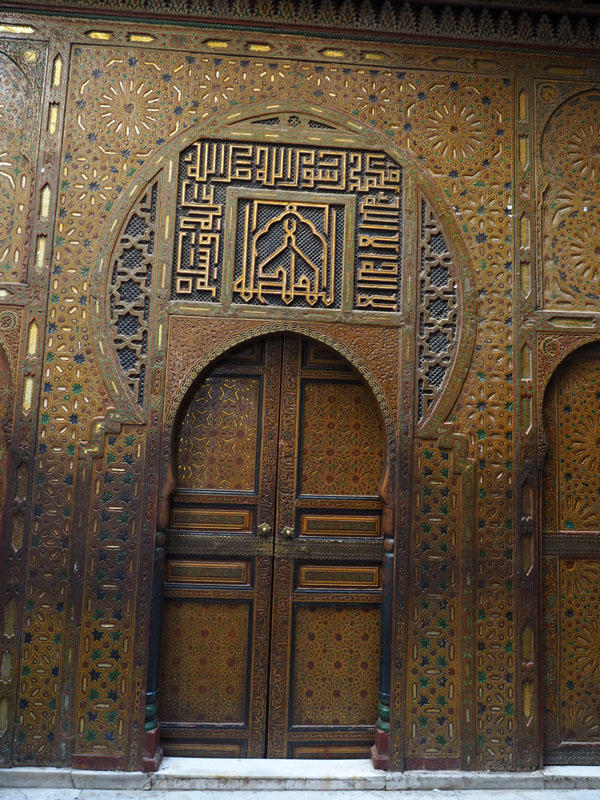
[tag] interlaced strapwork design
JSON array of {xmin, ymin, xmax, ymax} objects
[
  {"xmin": 417, "ymin": 200, "xmax": 459, "ymax": 421},
  {"xmin": 109, "ymin": 181, "xmax": 158, "ymax": 406}
]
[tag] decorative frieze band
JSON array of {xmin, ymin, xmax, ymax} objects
[{"xmin": 7, "ymin": 0, "xmax": 600, "ymax": 52}]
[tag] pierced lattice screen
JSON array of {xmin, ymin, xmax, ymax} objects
[
  {"xmin": 109, "ymin": 181, "xmax": 158, "ymax": 406},
  {"xmin": 417, "ymin": 199, "xmax": 459, "ymax": 422}
]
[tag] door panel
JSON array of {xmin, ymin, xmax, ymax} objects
[
  {"xmin": 267, "ymin": 559, "xmax": 382, "ymax": 757},
  {"xmin": 298, "ymin": 379, "xmax": 385, "ymax": 496},
  {"xmin": 176, "ymin": 373, "xmax": 262, "ymax": 492},
  {"xmin": 160, "ymin": 338, "xmax": 282, "ymax": 757},
  {"xmin": 160, "ymin": 335, "xmax": 386, "ymax": 758},
  {"xmin": 159, "ymin": 597, "xmax": 251, "ymax": 725},
  {"xmin": 290, "ymin": 603, "xmax": 380, "ymax": 726},
  {"xmin": 267, "ymin": 338, "xmax": 385, "ymax": 758}
]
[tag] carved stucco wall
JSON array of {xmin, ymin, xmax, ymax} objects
[{"xmin": 0, "ymin": 9, "xmax": 597, "ymax": 772}]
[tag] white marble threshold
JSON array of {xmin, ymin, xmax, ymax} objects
[
  {"xmin": 1, "ymin": 759, "xmax": 600, "ymax": 792},
  {"xmin": 5, "ymin": 792, "xmax": 600, "ymax": 800}
]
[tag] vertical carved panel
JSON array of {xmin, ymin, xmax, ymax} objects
[
  {"xmin": 406, "ymin": 438, "xmax": 461, "ymax": 767},
  {"xmin": 542, "ymin": 554, "xmax": 560, "ymax": 753},
  {"xmin": 72, "ymin": 427, "xmax": 146, "ymax": 764},
  {"xmin": 543, "ymin": 558, "xmax": 600, "ymax": 757},
  {"xmin": 543, "ymin": 348, "xmax": 600, "ymax": 533},
  {"xmin": 557, "ymin": 562, "xmax": 600, "ymax": 742},
  {"xmin": 0, "ymin": 52, "xmax": 36, "ymax": 282},
  {"xmin": 290, "ymin": 604, "xmax": 379, "ymax": 727},
  {"xmin": 159, "ymin": 599, "xmax": 251, "ymax": 724},
  {"xmin": 554, "ymin": 355, "xmax": 600, "ymax": 531}
]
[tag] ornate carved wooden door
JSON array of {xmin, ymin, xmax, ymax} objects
[
  {"xmin": 542, "ymin": 344, "xmax": 600, "ymax": 765},
  {"xmin": 159, "ymin": 334, "xmax": 385, "ymax": 758}
]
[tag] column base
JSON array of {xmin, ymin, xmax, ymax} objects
[
  {"xmin": 141, "ymin": 726, "xmax": 163, "ymax": 773},
  {"xmin": 370, "ymin": 728, "xmax": 390, "ymax": 771}
]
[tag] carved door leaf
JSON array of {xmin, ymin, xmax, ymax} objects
[{"xmin": 159, "ymin": 334, "xmax": 385, "ymax": 758}]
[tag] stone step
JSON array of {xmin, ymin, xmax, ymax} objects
[
  {"xmin": 5, "ymin": 791, "xmax": 600, "ymax": 800},
  {"xmin": 2, "ymin": 759, "xmax": 600, "ymax": 793}
]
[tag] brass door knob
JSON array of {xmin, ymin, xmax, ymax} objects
[
  {"xmin": 258, "ymin": 522, "xmax": 272, "ymax": 537},
  {"xmin": 281, "ymin": 526, "xmax": 295, "ymax": 539}
]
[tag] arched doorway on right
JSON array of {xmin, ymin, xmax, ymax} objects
[{"xmin": 542, "ymin": 341, "xmax": 600, "ymax": 764}]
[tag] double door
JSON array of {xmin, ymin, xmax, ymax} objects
[{"xmin": 159, "ymin": 334, "xmax": 386, "ymax": 758}]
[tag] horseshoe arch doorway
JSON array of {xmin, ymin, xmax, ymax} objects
[{"xmin": 157, "ymin": 333, "xmax": 392, "ymax": 758}]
